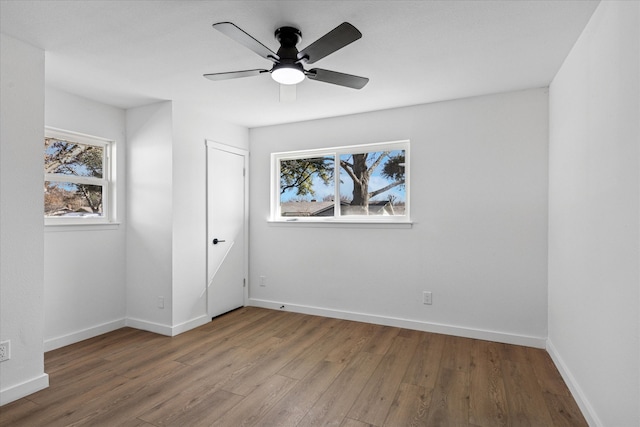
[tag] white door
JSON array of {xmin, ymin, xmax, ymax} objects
[{"xmin": 206, "ymin": 141, "xmax": 248, "ymax": 318}]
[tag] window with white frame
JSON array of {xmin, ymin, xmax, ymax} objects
[
  {"xmin": 44, "ymin": 128, "xmax": 114, "ymax": 224},
  {"xmin": 272, "ymin": 140, "xmax": 409, "ymax": 222}
]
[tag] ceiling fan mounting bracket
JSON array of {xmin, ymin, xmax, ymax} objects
[
  {"xmin": 274, "ymin": 26, "xmax": 302, "ymax": 48},
  {"xmin": 274, "ymin": 26, "xmax": 302, "ymax": 63}
]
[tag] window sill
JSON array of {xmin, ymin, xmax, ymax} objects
[
  {"xmin": 268, "ymin": 219, "xmax": 412, "ymax": 229},
  {"xmin": 45, "ymin": 222, "xmax": 121, "ymax": 232}
]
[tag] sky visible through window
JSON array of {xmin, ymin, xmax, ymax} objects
[{"xmin": 280, "ymin": 149, "xmax": 406, "ymax": 203}]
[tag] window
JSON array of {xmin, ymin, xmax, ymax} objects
[
  {"xmin": 44, "ymin": 128, "xmax": 114, "ymax": 224},
  {"xmin": 272, "ymin": 140, "xmax": 409, "ymax": 222}
]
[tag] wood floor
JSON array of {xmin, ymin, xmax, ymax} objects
[{"xmin": 1, "ymin": 307, "xmax": 587, "ymax": 427}]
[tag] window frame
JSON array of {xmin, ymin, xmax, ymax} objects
[
  {"xmin": 271, "ymin": 140, "xmax": 410, "ymax": 224},
  {"xmin": 44, "ymin": 127, "xmax": 115, "ymax": 226}
]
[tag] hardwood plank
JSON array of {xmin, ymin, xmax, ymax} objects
[
  {"xmin": 258, "ymin": 360, "xmax": 346, "ymax": 426},
  {"xmin": 272, "ymin": 311, "xmax": 315, "ymax": 338},
  {"xmin": 341, "ymin": 418, "xmax": 376, "ymax": 427},
  {"xmin": 174, "ymin": 319, "xmax": 263, "ymax": 366},
  {"xmin": 59, "ymin": 361, "xmax": 190, "ymax": 426},
  {"xmin": 402, "ymin": 332, "xmax": 446, "ymax": 389},
  {"xmin": 210, "ymin": 374, "xmax": 298, "ymax": 427},
  {"xmin": 229, "ymin": 309, "xmax": 294, "ymax": 348},
  {"xmin": 136, "ymin": 347, "xmax": 253, "ymax": 423},
  {"xmin": 43, "ymin": 327, "xmax": 144, "ymax": 369},
  {"xmin": 278, "ymin": 319, "xmax": 360, "ymax": 379},
  {"xmin": 115, "ymin": 318, "xmax": 265, "ymax": 379},
  {"xmin": 115, "ymin": 419, "xmax": 158, "ymax": 427},
  {"xmin": 383, "ymin": 383, "xmax": 430, "ymax": 427},
  {"xmin": 107, "ymin": 341, "xmax": 190, "ymax": 379},
  {"xmin": 26, "ymin": 362, "xmax": 120, "ymax": 406},
  {"xmin": 298, "ymin": 351, "xmax": 383, "ymax": 427},
  {"xmin": 211, "ymin": 306, "xmax": 273, "ymax": 327},
  {"xmin": 348, "ymin": 334, "xmax": 421, "ymax": 425},
  {"xmin": 441, "ymin": 335, "xmax": 474, "ymax": 372},
  {"xmin": 178, "ymin": 336, "xmax": 284, "ymax": 397},
  {"xmin": 44, "ymin": 353, "xmax": 115, "ymax": 388},
  {"xmin": 386, "ymin": 332, "xmax": 447, "ymax": 426},
  {"xmin": 196, "ymin": 306, "xmax": 273, "ymax": 342},
  {"xmin": 143, "ymin": 389, "xmax": 244, "ymax": 427},
  {"xmin": 324, "ymin": 321, "xmax": 376, "ymax": 364},
  {"xmin": 175, "ymin": 309, "xmax": 288, "ymax": 367},
  {"xmin": 97, "ymin": 334, "xmax": 169, "ymax": 364},
  {"xmin": 0, "ymin": 398, "xmax": 39, "ymax": 425},
  {"xmin": 468, "ymin": 340, "xmax": 509, "ymax": 426},
  {"xmin": 168, "ymin": 345, "xmax": 251, "ymax": 394},
  {"xmin": 359, "ymin": 324, "xmax": 401, "ymax": 355},
  {"xmin": 8, "ymin": 373, "xmax": 132, "ymax": 426},
  {"xmin": 425, "ymin": 367, "xmax": 470, "ymax": 426},
  {"xmin": 223, "ymin": 318, "xmax": 332, "ymax": 396},
  {"xmin": 500, "ymin": 344, "xmax": 555, "ymax": 426},
  {"xmin": 528, "ymin": 347, "xmax": 572, "ymax": 396},
  {"xmin": 542, "ymin": 391, "xmax": 589, "ymax": 427}
]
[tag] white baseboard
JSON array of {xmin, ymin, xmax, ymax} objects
[
  {"xmin": 44, "ymin": 318, "xmax": 127, "ymax": 352},
  {"xmin": 41, "ymin": 302, "xmax": 545, "ymax": 351},
  {"xmin": 248, "ymin": 298, "xmax": 547, "ymax": 348},
  {"xmin": 546, "ymin": 339, "xmax": 601, "ymax": 427},
  {"xmin": 126, "ymin": 315, "xmax": 210, "ymax": 337},
  {"xmin": 42, "ymin": 315, "xmax": 210, "ymax": 351},
  {"xmin": 0, "ymin": 373, "xmax": 49, "ymax": 406},
  {"xmin": 125, "ymin": 317, "xmax": 174, "ymax": 336},
  {"xmin": 171, "ymin": 314, "xmax": 209, "ymax": 336}
]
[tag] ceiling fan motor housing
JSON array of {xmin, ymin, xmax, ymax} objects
[{"xmin": 275, "ymin": 26, "xmax": 304, "ymax": 64}]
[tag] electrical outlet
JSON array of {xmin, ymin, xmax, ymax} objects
[
  {"xmin": 260, "ymin": 276, "xmax": 266, "ymax": 287},
  {"xmin": 158, "ymin": 296, "xmax": 165, "ymax": 309},
  {"xmin": 0, "ymin": 340, "xmax": 10, "ymax": 362},
  {"xmin": 423, "ymin": 291, "xmax": 432, "ymax": 305}
]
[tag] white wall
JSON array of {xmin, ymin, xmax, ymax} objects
[
  {"xmin": 548, "ymin": 1, "xmax": 640, "ymax": 426},
  {"xmin": 171, "ymin": 102, "xmax": 249, "ymax": 331},
  {"xmin": 43, "ymin": 87, "xmax": 127, "ymax": 350},
  {"xmin": 126, "ymin": 101, "xmax": 174, "ymax": 332},
  {"xmin": 126, "ymin": 101, "xmax": 249, "ymax": 335},
  {"xmin": 0, "ymin": 34, "xmax": 48, "ymax": 404},
  {"xmin": 249, "ymin": 88, "xmax": 549, "ymax": 346}
]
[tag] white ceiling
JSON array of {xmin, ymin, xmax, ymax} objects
[{"xmin": 1, "ymin": 0, "xmax": 599, "ymax": 128}]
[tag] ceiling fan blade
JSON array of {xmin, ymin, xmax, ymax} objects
[
  {"xmin": 203, "ymin": 69, "xmax": 269, "ymax": 81},
  {"xmin": 298, "ymin": 22, "xmax": 362, "ymax": 64},
  {"xmin": 213, "ymin": 22, "xmax": 279, "ymax": 62},
  {"xmin": 306, "ymin": 68, "xmax": 369, "ymax": 89}
]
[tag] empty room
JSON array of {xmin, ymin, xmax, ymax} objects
[{"xmin": 1, "ymin": 1, "xmax": 638, "ymax": 426}]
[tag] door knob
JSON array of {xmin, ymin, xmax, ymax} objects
[{"xmin": 213, "ymin": 238, "xmax": 226, "ymax": 245}]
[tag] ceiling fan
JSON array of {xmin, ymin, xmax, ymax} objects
[{"xmin": 203, "ymin": 22, "xmax": 369, "ymax": 93}]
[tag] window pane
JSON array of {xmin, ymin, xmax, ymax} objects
[
  {"xmin": 339, "ymin": 150, "xmax": 406, "ymax": 216},
  {"xmin": 44, "ymin": 181, "xmax": 104, "ymax": 217},
  {"xmin": 280, "ymin": 156, "xmax": 335, "ymax": 217},
  {"xmin": 45, "ymin": 138, "xmax": 104, "ymax": 178}
]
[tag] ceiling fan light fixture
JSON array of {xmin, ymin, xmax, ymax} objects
[{"xmin": 272, "ymin": 64, "xmax": 305, "ymax": 85}]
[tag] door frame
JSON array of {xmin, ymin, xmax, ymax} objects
[{"xmin": 205, "ymin": 140, "xmax": 249, "ymax": 318}]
